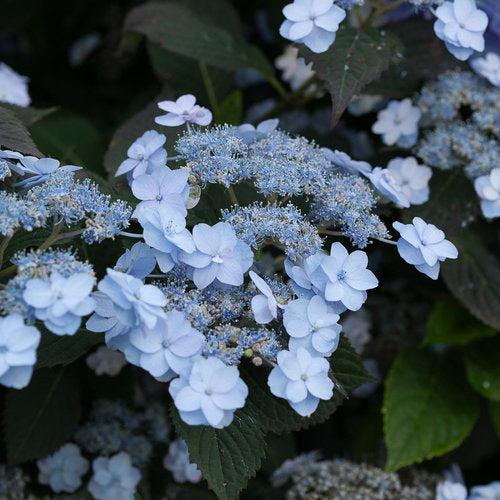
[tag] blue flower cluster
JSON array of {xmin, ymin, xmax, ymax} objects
[
  {"xmin": 222, "ymin": 202, "xmax": 322, "ymax": 260},
  {"xmin": 416, "ymin": 71, "xmax": 500, "ymax": 179}
]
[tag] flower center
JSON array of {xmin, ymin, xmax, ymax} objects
[
  {"xmin": 137, "ymin": 153, "xmax": 144, "ymax": 161},
  {"xmin": 337, "ymin": 270, "xmax": 347, "ymax": 282},
  {"xmin": 212, "ymin": 255, "xmax": 224, "ymax": 264},
  {"xmin": 161, "ymin": 340, "xmax": 170, "ymax": 349},
  {"xmin": 156, "ymin": 194, "xmax": 163, "ymax": 201},
  {"xmin": 0, "ymin": 345, "xmax": 8, "ymax": 354},
  {"xmin": 204, "ymin": 388, "xmax": 213, "ymax": 396},
  {"xmin": 301, "ymin": 373, "xmax": 308, "ymax": 381}
]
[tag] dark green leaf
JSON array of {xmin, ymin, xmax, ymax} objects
[
  {"xmin": 30, "ymin": 111, "xmax": 104, "ymax": 173},
  {"xmin": 0, "ymin": 106, "xmax": 42, "ymax": 156},
  {"xmin": 489, "ymin": 401, "xmax": 500, "ymax": 438},
  {"xmin": 464, "ymin": 336, "xmax": 500, "ymax": 401},
  {"xmin": 171, "ymin": 405, "xmax": 266, "ymax": 500},
  {"xmin": 3, "ymin": 227, "xmax": 52, "ymax": 263},
  {"xmin": 300, "ymin": 26, "xmax": 402, "ymax": 125},
  {"xmin": 3, "ymin": 367, "xmax": 81, "ymax": 463},
  {"xmin": 383, "ymin": 349, "xmax": 480, "ymax": 471},
  {"xmin": 216, "ymin": 90, "xmax": 243, "ymax": 125},
  {"xmin": 36, "ymin": 330, "xmax": 104, "ymax": 369},
  {"xmin": 425, "ymin": 299, "xmax": 497, "ymax": 346},
  {"xmin": 244, "ymin": 337, "xmax": 374, "ymax": 434},
  {"xmin": 0, "ymin": 103, "xmax": 57, "ymax": 127},
  {"xmin": 442, "ymin": 232, "xmax": 500, "ymax": 331},
  {"xmin": 124, "ymin": 2, "xmax": 274, "ymax": 78}
]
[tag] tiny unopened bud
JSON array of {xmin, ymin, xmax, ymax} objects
[{"xmin": 252, "ymin": 356, "xmax": 263, "ymax": 367}]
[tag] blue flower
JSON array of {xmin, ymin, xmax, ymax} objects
[
  {"xmin": 366, "ymin": 167, "xmax": 410, "ymax": 208},
  {"xmin": 249, "ymin": 271, "xmax": 283, "ymax": 324},
  {"xmin": 434, "ymin": 0, "xmax": 488, "ymax": 61},
  {"xmin": 386, "ymin": 157, "xmax": 432, "ymax": 206},
  {"xmin": 284, "ymin": 296, "xmax": 341, "ymax": 356},
  {"xmin": 37, "ymin": 443, "xmax": 89, "ymax": 494},
  {"xmin": 170, "ymin": 356, "xmax": 248, "ymax": 428},
  {"xmin": 23, "ymin": 272, "xmax": 95, "ymax": 335},
  {"xmin": 12, "ymin": 157, "xmax": 81, "ymax": 188},
  {"xmin": 0, "ymin": 313, "xmax": 40, "ymax": 389},
  {"xmin": 280, "ymin": 0, "xmax": 346, "ymax": 53},
  {"xmin": 125, "ymin": 310, "xmax": 204, "ymax": 381},
  {"xmin": 180, "ymin": 222, "xmax": 253, "ymax": 289},
  {"xmin": 163, "ymin": 439, "xmax": 202, "ymax": 483},
  {"xmin": 115, "ymin": 130, "xmax": 167, "ymax": 179},
  {"xmin": 268, "ymin": 347, "xmax": 334, "ymax": 416},
  {"xmin": 393, "ymin": 217, "xmax": 459, "ymax": 279},
  {"xmin": 236, "ymin": 118, "xmax": 279, "ymax": 144},
  {"xmin": 96, "ymin": 269, "xmax": 166, "ymax": 329},
  {"xmin": 371, "ymin": 98, "xmax": 420, "ymax": 147},
  {"xmin": 114, "ymin": 242, "xmax": 156, "ymax": 280},
  {"xmin": 131, "ymin": 166, "xmax": 190, "ymax": 220},
  {"xmin": 139, "ymin": 205, "xmax": 195, "ymax": 273},
  {"xmin": 88, "ymin": 452, "xmax": 141, "ymax": 500},
  {"xmin": 321, "ymin": 148, "xmax": 372, "ymax": 176},
  {"xmin": 320, "ymin": 243, "xmax": 378, "ymax": 311},
  {"xmin": 156, "ymin": 94, "xmax": 212, "ymax": 127},
  {"xmin": 474, "ymin": 168, "xmax": 500, "ymax": 218}
]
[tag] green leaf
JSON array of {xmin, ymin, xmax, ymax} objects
[
  {"xmin": 124, "ymin": 1, "xmax": 274, "ymax": 78},
  {"xmin": 104, "ymin": 88, "xmax": 179, "ymax": 176},
  {"xmin": 36, "ymin": 330, "xmax": 104, "ymax": 369},
  {"xmin": 404, "ymin": 171, "xmax": 500, "ymax": 331},
  {"xmin": 489, "ymin": 401, "xmax": 500, "ymax": 438},
  {"xmin": 383, "ymin": 349, "xmax": 480, "ymax": 471},
  {"xmin": 442, "ymin": 231, "xmax": 500, "ymax": 331},
  {"xmin": 244, "ymin": 337, "xmax": 374, "ymax": 434},
  {"xmin": 171, "ymin": 405, "xmax": 266, "ymax": 500},
  {"xmin": 216, "ymin": 90, "xmax": 243, "ymax": 125},
  {"xmin": 464, "ymin": 336, "xmax": 500, "ymax": 401},
  {"xmin": 30, "ymin": 111, "xmax": 104, "ymax": 173},
  {"xmin": 0, "ymin": 103, "xmax": 57, "ymax": 127},
  {"xmin": 3, "ymin": 367, "xmax": 81, "ymax": 463},
  {"xmin": 425, "ymin": 299, "xmax": 497, "ymax": 346},
  {"xmin": 3, "ymin": 227, "xmax": 52, "ymax": 263},
  {"xmin": 0, "ymin": 105, "xmax": 42, "ymax": 156},
  {"xmin": 300, "ymin": 26, "xmax": 402, "ymax": 125}
]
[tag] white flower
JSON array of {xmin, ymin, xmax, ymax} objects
[
  {"xmin": 88, "ymin": 452, "xmax": 141, "ymax": 500},
  {"xmin": 170, "ymin": 356, "xmax": 248, "ymax": 428},
  {"xmin": 0, "ymin": 62, "xmax": 30, "ymax": 107},
  {"xmin": 86, "ymin": 346, "xmax": 126, "ymax": 376},
  {"xmin": 155, "ymin": 94, "xmax": 212, "ymax": 127},
  {"xmin": 367, "ymin": 167, "xmax": 411, "ymax": 208},
  {"xmin": 470, "ymin": 52, "xmax": 500, "ymax": 87},
  {"xmin": 23, "ymin": 271, "xmax": 95, "ymax": 336},
  {"xmin": 249, "ymin": 271, "xmax": 284, "ymax": 324},
  {"xmin": 268, "ymin": 347, "xmax": 334, "ymax": 416},
  {"xmin": 469, "ymin": 481, "xmax": 500, "ymax": 499},
  {"xmin": 284, "ymin": 296, "xmax": 341, "ymax": 356},
  {"xmin": 436, "ymin": 479, "xmax": 468, "ymax": 500},
  {"xmin": 386, "ymin": 156, "xmax": 432, "ymax": 206},
  {"xmin": 279, "ymin": 0, "xmax": 346, "ymax": 54},
  {"xmin": 320, "ymin": 242, "xmax": 378, "ymax": 311},
  {"xmin": 125, "ymin": 310, "xmax": 205, "ymax": 381},
  {"xmin": 371, "ymin": 98, "xmax": 421, "ymax": 147},
  {"xmin": 434, "ymin": 0, "xmax": 488, "ymax": 61},
  {"xmin": 163, "ymin": 439, "xmax": 202, "ymax": 484},
  {"xmin": 115, "ymin": 130, "xmax": 167, "ymax": 179},
  {"xmin": 0, "ymin": 313, "xmax": 40, "ymax": 389},
  {"xmin": 237, "ymin": 119, "xmax": 279, "ymax": 144},
  {"xmin": 474, "ymin": 168, "xmax": 500, "ymax": 218},
  {"xmin": 37, "ymin": 443, "xmax": 89, "ymax": 493},
  {"xmin": 321, "ymin": 148, "xmax": 372, "ymax": 175},
  {"xmin": 393, "ymin": 217, "xmax": 459, "ymax": 279},
  {"xmin": 275, "ymin": 45, "xmax": 316, "ymax": 90}
]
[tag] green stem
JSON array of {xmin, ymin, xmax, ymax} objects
[
  {"xmin": 227, "ymin": 187, "xmax": 239, "ymax": 206},
  {"xmin": 266, "ymin": 75, "xmax": 291, "ymax": 101},
  {"xmin": 198, "ymin": 62, "xmax": 220, "ymax": 117},
  {"xmin": 0, "ymin": 234, "xmax": 13, "ymax": 268},
  {"xmin": 319, "ymin": 229, "xmax": 396, "ymax": 246}
]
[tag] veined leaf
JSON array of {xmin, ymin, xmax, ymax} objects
[{"xmin": 0, "ymin": 105, "xmax": 42, "ymax": 156}]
